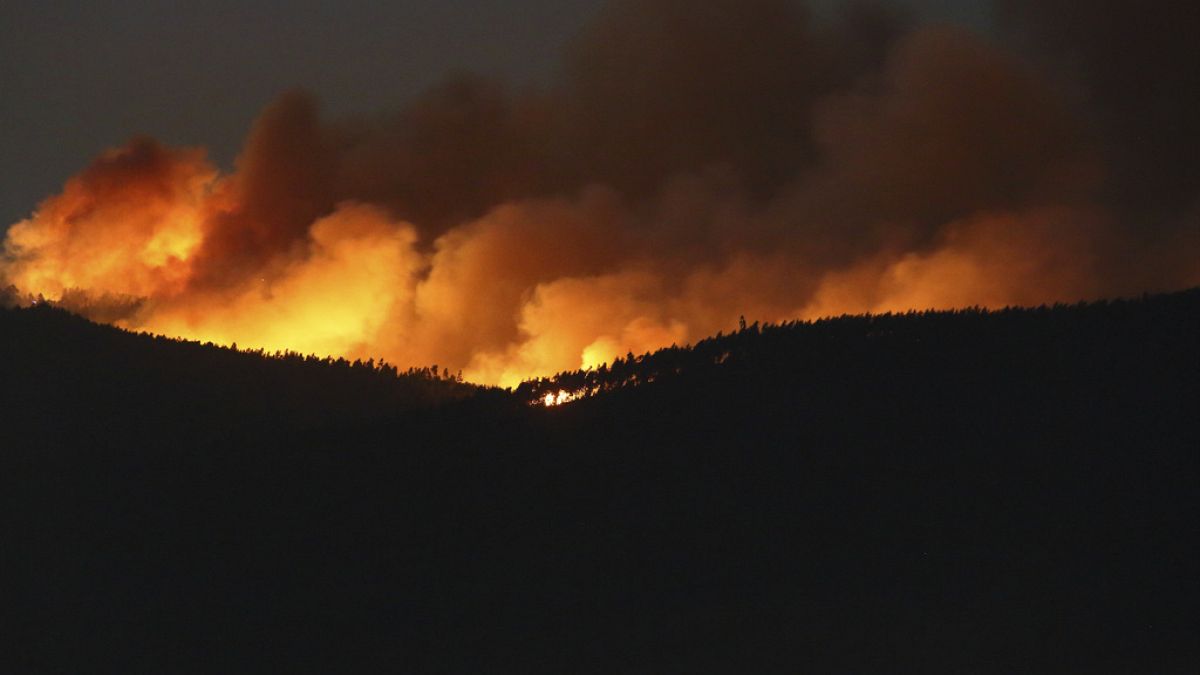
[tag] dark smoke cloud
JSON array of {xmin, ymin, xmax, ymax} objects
[
  {"xmin": 189, "ymin": 91, "xmax": 338, "ymax": 287},
  {"xmin": 996, "ymin": 0, "xmax": 1200, "ymax": 221},
  {"xmin": 777, "ymin": 25, "xmax": 1099, "ymax": 246},
  {"xmin": 177, "ymin": 0, "xmax": 917, "ymax": 289},
  {"xmin": 560, "ymin": 0, "xmax": 825, "ymax": 195}
]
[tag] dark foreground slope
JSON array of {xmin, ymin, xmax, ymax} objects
[
  {"xmin": 3, "ymin": 291, "xmax": 1198, "ymax": 673},
  {"xmin": 0, "ymin": 303, "xmax": 477, "ymax": 435}
]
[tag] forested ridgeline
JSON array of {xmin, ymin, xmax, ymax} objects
[
  {"xmin": 0, "ymin": 301, "xmax": 480, "ymax": 443},
  {"xmin": 520, "ymin": 288, "xmax": 1200, "ymax": 407},
  {"xmin": 3, "ymin": 289, "xmax": 1199, "ymax": 673}
]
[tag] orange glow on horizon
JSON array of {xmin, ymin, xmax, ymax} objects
[
  {"xmin": 2, "ymin": 116, "xmax": 1189, "ymax": 387},
  {"xmin": 0, "ymin": 151, "xmax": 1128, "ymax": 388}
]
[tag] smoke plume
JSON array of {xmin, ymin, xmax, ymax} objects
[{"xmin": 3, "ymin": 0, "xmax": 1196, "ymax": 386}]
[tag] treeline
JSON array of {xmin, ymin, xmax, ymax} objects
[
  {"xmin": 200, "ymin": 343, "xmax": 464, "ymax": 384},
  {"xmin": 0, "ymin": 301, "xmax": 479, "ymax": 438},
  {"xmin": 4, "ymin": 285, "xmax": 465, "ymax": 381},
  {"xmin": 518, "ymin": 290, "xmax": 1200, "ymax": 404}
]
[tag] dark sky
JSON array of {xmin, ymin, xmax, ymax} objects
[{"xmin": 0, "ymin": 0, "xmax": 990, "ymax": 230}]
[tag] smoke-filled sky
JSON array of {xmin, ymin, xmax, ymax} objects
[
  {"xmin": 0, "ymin": 0, "xmax": 990, "ymax": 229},
  {"xmin": 2, "ymin": 0, "xmax": 1196, "ymax": 386}
]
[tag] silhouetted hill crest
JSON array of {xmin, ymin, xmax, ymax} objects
[{"xmin": 517, "ymin": 288, "xmax": 1200, "ymax": 406}]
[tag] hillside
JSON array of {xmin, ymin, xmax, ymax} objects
[
  {"xmin": 3, "ymin": 290, "xmax": 1199, "ymax": 673},
  {"xmin": 0, "ymin": 302, "xmax": 479, "ymax": 441}
]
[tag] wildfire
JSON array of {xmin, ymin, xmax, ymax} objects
[
  {"xmin": 2, "ymin": 9, "xmax": 1196, "ymax": 386},
  {"xmin": 542, "ymin": 390, "xmax": 580, "ymax": 407},
  {"xmin": 0, "ymin": 130, "xmax": 1172, "ymax": 388}
]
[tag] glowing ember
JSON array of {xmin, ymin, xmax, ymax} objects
[{"xmin": 542, "ymin": 390, "xmax": 578, "ymax": 407}]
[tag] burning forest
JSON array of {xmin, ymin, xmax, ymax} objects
[{"xmin": 2, "ymin": 0, "xmax": 1196, "ymax": 386}]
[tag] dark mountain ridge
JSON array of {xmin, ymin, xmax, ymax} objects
[
  {"xmin": 3, "ymin": 290, "xmax": 1198, "ymax": 673},
  {"xmin": 0, "ymin": 301, "xmax": 477, "ymax": 440}
]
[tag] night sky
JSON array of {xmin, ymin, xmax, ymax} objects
[{"xmin": 0, "ymin": 0, "xmax": 991, "ymax": 231}]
